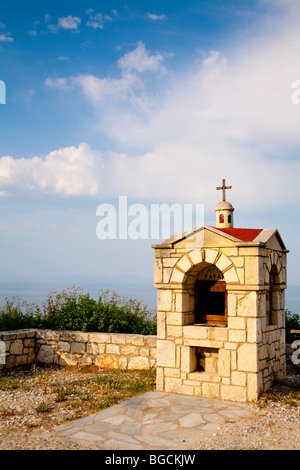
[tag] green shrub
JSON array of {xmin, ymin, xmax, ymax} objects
[
  {"xmin": 0, "ymin": 287, "xmax": 157, "ymax": 335},
  {"xmin": 0, "ymin": 297, "xmax": 43, "ymax": 331},
  {"xmin": 35, "ymin": 401, "xmax": 52, "ymax": 413}
]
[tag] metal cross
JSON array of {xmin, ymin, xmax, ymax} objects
[{"xmin": 216, "ymin": 179, "xmax": 232, "ymax": 201}]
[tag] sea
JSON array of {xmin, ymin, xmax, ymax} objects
[
  {"xmin": 0, "ymin": 281, "xmax": 158, "ymax": 311},
  {"xmin": 0, "ymin": 281, "xmax": 299, "ymax": 317}
]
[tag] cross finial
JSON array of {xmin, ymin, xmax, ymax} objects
[{"xmin": 216, "ymin": 178, "xmax": 232, "ymax": 201}]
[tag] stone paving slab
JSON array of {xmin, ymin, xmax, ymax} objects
[{"xmin": 55, "ymin": 392, "xmax": 253, "ymax": 450}]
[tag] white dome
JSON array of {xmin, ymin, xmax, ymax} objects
[{"xmin": 215, "ymin": 200, "xmax": 234, "ymax": 211}]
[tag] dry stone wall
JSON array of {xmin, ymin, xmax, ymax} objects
[
  {"xmin": 0, "ymin": 329, "xmax": 36, "ymax": 369},
  {"xmin": 0, "ymin": 329, "xmax": 157, "ymax": 371}
]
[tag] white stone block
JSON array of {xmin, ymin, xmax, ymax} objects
[
  {"xmin": 176, "ymin": 292, "xmax": 190, "ymax": 312},
  {"xmin": 237, "ymin": 343, "xmax": 258, "ymax": 372},
  {"xmin": 216, "ymin": 253, "xmax": 232, "ymax": 272},
  {"xmin": 232, "ymin": 256, "xmax": 244, "ymax": 268},
  {"xmin": 163, "ymin": 267, "xmax": 173, "ymax": 284},
  {"xmin": 237, "ymin": 268, "xmax": 245, "ymax": 284},
  {"xmin": 237, "ymin": 292, "xmax": 258, "ymax": 317},
  {"xmin": 227, "ymin": 317, "xmax": 246, "ymax": 330},
  {"xmin": 224, "ymin": 266, "xmax": 239, "ymax": 284},
  {"xmin": 181, "ymin": 346, "xmax": 197, "ymax": 373},
  {"xmin": 247, "ymin": 373, "xmax": 259, "ymax": 401},
  {"xmin": 246, "ymin": 318, "xmax": 258, "ymax": 343},
  {"xmin": 244, "ymin": 256, "xmax": 264, "ymax": 285},
  {"xmin": 188, "ymin": 249, "xmax": 203, "ymax": 266},
  {"xmin": 219, "ymin": 348, "xmax": 231, "ymax": 377},
  {"xmin": 157, "ymin": 290, "xmax": 172, "ymax": 311},
  {"xmin": 154, "ymin": 258, "xmax": 163, "ymax": 283},
  {"xmin": 156, "ymin": 367, "xmax": 164, "ymax": 391},
  {"xmin": 89, "ymin": 333, "xmax": 111, "ymax": 343},
  {"xmin": 157, "ymin": 340, "xmax": 176, "ymax": 367},
  {"xmin": 231, "ymin": 371, "xmax": 246, "ymax": 386},
  {"xmin": 170, "ymin": 267, "xmax": 185, "ymax": 284},
  {"xmin": 205, "ymin": 249, "xmax": 218, "ymax": 264},
  {"xmin": 183, "ymin": 325, "xmax": 208, "ymax": 340},
  {"xmin": 202, "ymin": 383, "xmax": 220, "ymax": 399},
  {"xmin": 106, "ymin": 344, "xmax": 120, "ymax": 354},
  {"xmin": 227, "ymin": 293, "xmax": 237, "ymax": 316},
  {"xmin": 220, "ymin": 385, "xmax": 247, "ymax": 402},
  {"xmin": 229, "ymin": 330, "xmax": 246, "ymax": 343},
  {"xmin": 167, "ymin": 312, "xmax": 183, "ymax": 326},
  {"xmin": 163, "ymin": 257, "xmax": 178, "ymax": 268},
  {"xmin": 128, "ymin": 357, "xmax": 149, "ymax": 370},
  {"xmin": 157, "ymin": 312, "xmax": 166, "ymax": 339},
  {"xmin": 167, "ymin": 325, "xmax": 183, "ymax": 337},
  {"xmin": 176, "ymin": 255, "xmax": 192, "ymax": 273}
]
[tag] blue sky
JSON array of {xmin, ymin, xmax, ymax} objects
[{"xmin": 1, "ymin": 0, "xmax": 300, "ymax": 290}]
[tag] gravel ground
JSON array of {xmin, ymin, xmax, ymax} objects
[
  {"xmin": 193, "ymin": 378, "xmax": 300, "ymax": 450},
  {"xmin": 0, "ymin": 364, "xmax": 299, "ymax": 451}
]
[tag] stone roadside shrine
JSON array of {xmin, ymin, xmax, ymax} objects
[{"xmin": 153, "ymin": 179, "xmax": 288, "ymax": 402}]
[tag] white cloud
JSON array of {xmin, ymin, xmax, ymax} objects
[
  {"xmin": 45, "ymin": 73, "xmax": 138, "ymax": 101},
  {"xmin": 58, "ymin": 15, "xmax": 81, "ymax": 30},
  {"xmin": 86, "ymin": 9, "xmax": 104, "ymax": 29},
  {"xmin": 45, "ymin": 42, "xmax": 167, "ymax": 104},
  {"xmin": 90, "ymin": 13, "xmax": 300, "ymax": 156},
  {"xmin": 45, "ymin": 77, "xmax": 72, "ymax": 91},
  {"xmin": 86, "ymin": 9, "xmax": 112, "ymax": 29},
  {"xmin": 1, "ymin": 138, "xmax": 299, "ymax": 214},
  {"xmin": 0, "ymin": 33, "xmax": 13, "ymax": 42},
  {"xmin": 73, "ymin": 73, "xmax": 137, "ymax": 102},
  {"xmin": 117, "ymin": 41, "xmax": 165, "ymax": 73},
  {"xmin": 5, "ymin": 1, "xmax": 300, "ymax": 214},
  {"xmin": 147, "ymin": 13, "xmax": 166, "ymax": 21},
  {"xmin": 47, "ymin": 24, "xmax": 58, "ymax": 33},
  {"xmin": 65, "ymin": 5, "xmax": 300, "ymax": 210},
  {"xmin": 0, "ymin": 143, "xmax": 100, "ymax": 196}
]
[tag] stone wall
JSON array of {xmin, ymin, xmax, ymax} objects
[
  {"xmin": 0, "ymin": 329, "xmax": 36, "ymax": 369},
  {"xmin": 0, "ymin": 329, "xmax": 157, "ymax": 371},
  {"xmin": 0, "ymin": 328, "xmax": 293, "ymax": 400}
]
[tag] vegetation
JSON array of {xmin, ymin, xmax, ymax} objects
[
  {"xmin": 0, "ymin": 288, "xmax": 157, "ymax": 335},
  {"xmin": 1, "ymin": 287, "xmax": 299, "ymax": 340},
  {"xmin": 0, "ymin": 365, "xmax": 156, "ymax": 430}
]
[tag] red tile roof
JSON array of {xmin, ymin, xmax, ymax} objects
[{"xmin": 215, "ymin": 228, "xmax": 263, "ymax": 242}]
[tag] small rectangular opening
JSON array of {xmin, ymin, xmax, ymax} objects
[{"xmin": 194, "ymin": 347, "xmax": 219, "ymax": 374}]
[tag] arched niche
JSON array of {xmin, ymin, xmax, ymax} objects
[
  {"xmin": 169, "ymin": 249, "xmax": 239, "ymax": 327},
  {"xmin": 194, "ymin": 264, "xmax": 227, "ymax": 326},
  {"xmin": 266, "ymin": 264, "xmax": 281, "ymax": 326}
]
